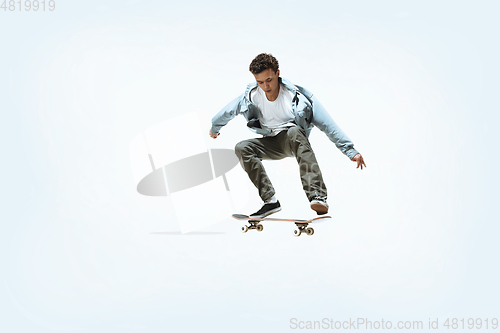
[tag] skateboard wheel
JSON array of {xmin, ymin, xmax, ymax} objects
[
  {"xmin": 256, "ymin": 224, "xmax": 264, "ymax": 232},
  {"xmin": 294, "ymin": 229, "xmax": 302, "ymax": 237},
  {"xmin": 241, "ymin": 225, "xmax": 248, "ymax": 233},
  {"xmin": 306, "ymin": 227, "xmax": 314, "ymax": 236}
]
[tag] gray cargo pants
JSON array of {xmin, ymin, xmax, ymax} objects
[{"xmin": 234, "ymin": 126, "xmax": 327, "ymax": 202}]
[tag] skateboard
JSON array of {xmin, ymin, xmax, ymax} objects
[{"xmin": 232, "ymin": 214, "xmax": 331, "ymax": 237}]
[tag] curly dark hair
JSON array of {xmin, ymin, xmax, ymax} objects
[{"xmin": 249, "ymin": 53, "xmax": 279, "ymax": 74}]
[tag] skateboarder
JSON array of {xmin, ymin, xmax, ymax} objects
[{"xmin": 209, "ymin": 53, "xmax": 365, "ymax": 218}]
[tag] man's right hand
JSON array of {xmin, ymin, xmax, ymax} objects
[
  {"xmin": 351, "ymin": 153, "xmax": 366, "ymax": 170},
  {"xmin": 209, "ymin": 130, "xmax": 220, "ymax": 139}
]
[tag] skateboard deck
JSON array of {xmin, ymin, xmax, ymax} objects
[{"xmin": 232, "ymin": 214, "xmax": 331, "ymax": 236}]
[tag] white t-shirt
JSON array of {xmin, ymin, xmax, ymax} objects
[{"xmin": 250, "ymin": 83, "xmax": 295, "ymax": 136}]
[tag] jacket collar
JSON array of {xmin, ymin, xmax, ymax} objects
[{"xmin": 279, "ymin": 77, "xmax": 300, "ymax": 94}]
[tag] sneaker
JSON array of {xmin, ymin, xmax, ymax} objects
[
  {"xmin": 310, "ymin": 197, "xmax": 329, "ymax": 215},
  {"xmin": 250, "ymin": 200, "xmax": 282, "ymax": 218}
]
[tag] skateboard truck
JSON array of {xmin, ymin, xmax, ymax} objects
[
  {"xmin": 293, "ymin": 222, "xmax": 314, "ymax": 237},
  {"xmin": 241, "ymin": 220, "xmax": 264, "ymax": 233}
]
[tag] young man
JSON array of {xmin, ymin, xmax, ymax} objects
[{"xmin": 209, "ymin": 53, "xmax": 365, "ymax": 218}]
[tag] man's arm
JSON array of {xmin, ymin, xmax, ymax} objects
[
  {"xmin": 310, "ymin": 95, "xmax": 366, "ymax": 168},
  {"xmin": 209, "ymin": 93, "xmax": 245, "ymax": 138}
]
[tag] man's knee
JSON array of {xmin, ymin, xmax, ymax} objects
[{"xmin": 235, "ymin": 140, "xmax": 253, "ymax": 157}]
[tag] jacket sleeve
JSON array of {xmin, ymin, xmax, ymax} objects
[
  {"xmin": 210, "ymin": 93, "xmax": 245, "ymax": 135},
  {"xmin": 310, "ymin": 95, "xmax": 359, "ymax": 160}
]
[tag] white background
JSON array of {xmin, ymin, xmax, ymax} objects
[{"xmin": 1, "ymin": 0, "xmax": 499, "ymax": 332}]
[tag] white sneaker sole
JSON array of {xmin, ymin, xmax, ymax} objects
[{"xmin": 310, "ymin": 201, "xmax": 329, "ymax": 215}]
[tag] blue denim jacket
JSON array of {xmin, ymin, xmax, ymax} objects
[{"xmin": 211, "ymin": 77, "xmax": 359, "ymax": 160}]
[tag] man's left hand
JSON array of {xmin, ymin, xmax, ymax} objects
[{"xmin": 352, "ymin": 153, "xmax": 366, "ymax": 170}]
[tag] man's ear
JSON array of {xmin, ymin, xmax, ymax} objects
[{"xmin": 276, "ymin": 69, "xmax": 280, "ymax": 77}]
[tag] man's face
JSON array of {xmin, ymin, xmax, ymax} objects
[{"xmin": 253, "ymin": 68, "xmax": 280, "ymax": 99}]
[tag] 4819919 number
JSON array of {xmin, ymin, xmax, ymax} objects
[
  {"xmin": 443, "ymin": 318, "xmax": 498, "ymax": 330},
  {"xmin": 1, "ymin": 0, "xmax": 55, "ymax": 11}
]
